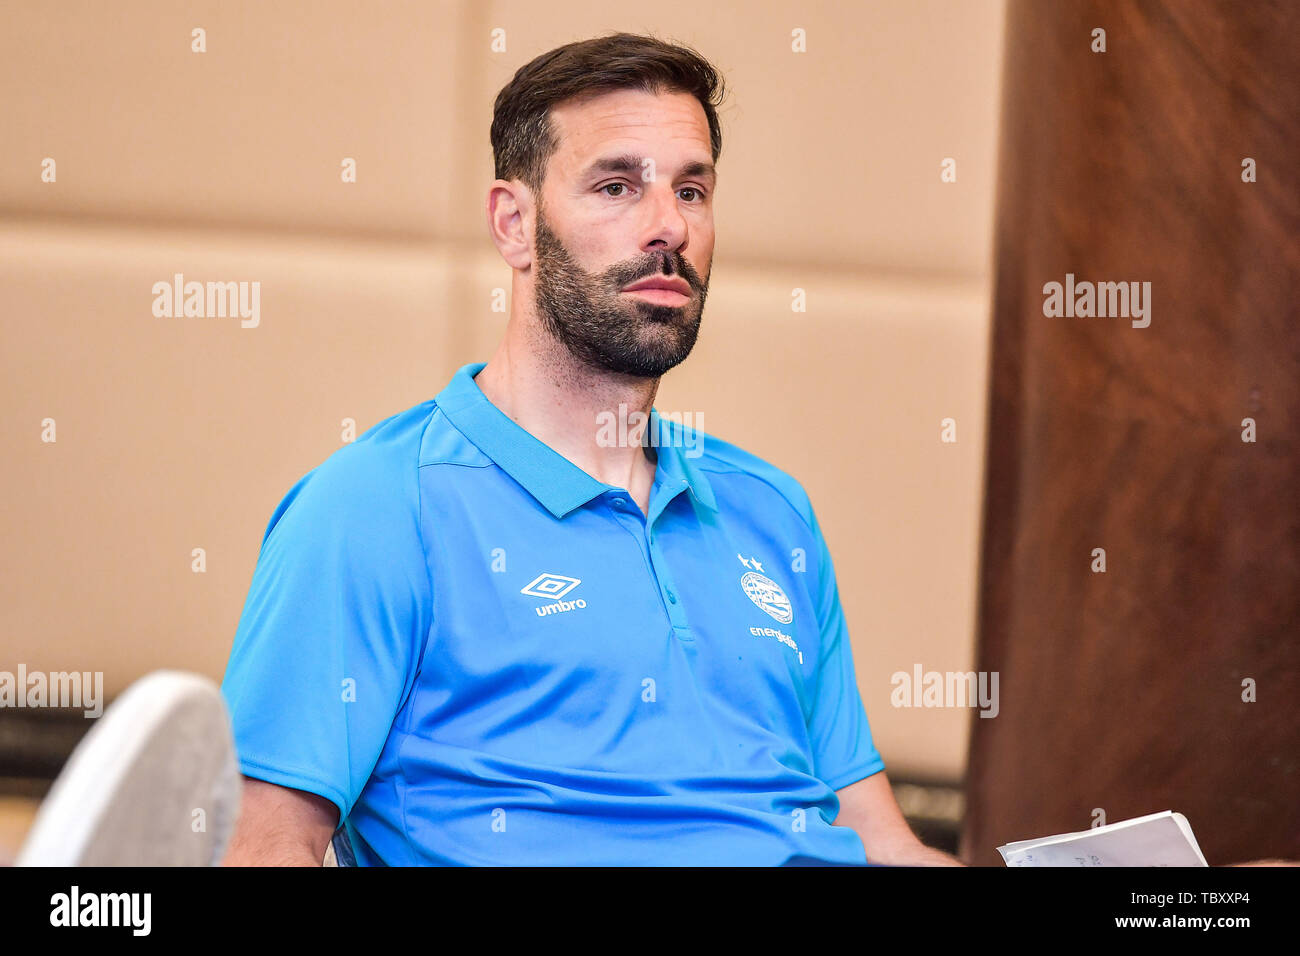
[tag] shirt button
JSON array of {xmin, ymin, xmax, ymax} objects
[
  {"xmin": 666, "ymin": 589, "xmax": 678, "ymax": 604},
  {"xmin": 612, "ymin": 497, "xmax": 626, "ymax": 508}
]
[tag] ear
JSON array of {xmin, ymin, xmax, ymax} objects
[{"xmin": 486, "ymin": 179, "xmax": 534, "ymax": 271}]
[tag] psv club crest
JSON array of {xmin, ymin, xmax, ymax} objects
[{"xmin": 740, "ymin": 568, "xmax": 793, "ymax": 625}]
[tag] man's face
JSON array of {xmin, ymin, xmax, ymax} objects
[{"xmin": 530, "ymin": 88, "xmax": 715, "ymax": 379}]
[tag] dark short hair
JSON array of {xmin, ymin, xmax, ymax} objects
[{"xmin": 490, "ymin": 32, "xmax": 726, "ymax": 197}]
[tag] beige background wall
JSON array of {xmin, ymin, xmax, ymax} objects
[{"xmin": 1, "ymin": 0, "xmax": 1005, "ymax": 783}]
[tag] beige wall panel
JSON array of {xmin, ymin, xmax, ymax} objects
[
  {"xmin": 0, "ymin": 1, "xmax": 472, "ymax": 238},
  {"xmin": 0, "ymin": 222, "xmax": 461, "ymax": 697}
]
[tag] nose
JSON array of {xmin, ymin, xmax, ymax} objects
[{"xmin": 641, "ymin": 184, "xmax": 689, "ymax": 260}]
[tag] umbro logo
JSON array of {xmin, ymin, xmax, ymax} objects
[
  {"xmin": 521, "ymin": 572, "xmax": 587, "ymax": 617},
  {"xmin": 521, "ymin": 573, "xmax": 580, "ymax": 600}
]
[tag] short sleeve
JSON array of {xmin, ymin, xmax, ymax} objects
[
  {"xmin": 220, "ymin": 444, "xmax": 432, "ymax": 823},
  {"xmin": 805, "ymin": 505, "xmax": 886, "ymax": 791}
]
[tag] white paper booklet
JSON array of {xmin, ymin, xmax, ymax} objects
[{"xmin": 998, "ymin": 810, "xmax": 1209, "ymax": 867}]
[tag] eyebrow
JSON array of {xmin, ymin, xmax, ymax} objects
[{"xmin": 582, "ymin": 153, "xmax": 717, "ymax": 184}]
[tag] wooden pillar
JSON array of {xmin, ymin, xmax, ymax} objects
[{"xmin": 963, "ymin": 0, "xmax": 1299, "ymax": 865}]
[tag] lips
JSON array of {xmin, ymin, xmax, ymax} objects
[{"xmin": 622, "ymin": 276, "xmax": 692, "ymax": 296}]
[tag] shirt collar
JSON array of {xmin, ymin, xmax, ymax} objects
[
  {"xmin": 435, "ymin": 362, "xmax": 717, "ymax": 519},
  {"xmin": 647, "ymin": 406, "xmax": 718, "ymax": 514}
]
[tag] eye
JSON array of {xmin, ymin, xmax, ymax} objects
[
  {"xmin": 678, "ymin": 187, "xmax": 706, "ymax": 202},
  {"xmin": 600, "ymin": 182, "xmax": 631, "ymax": 197}
]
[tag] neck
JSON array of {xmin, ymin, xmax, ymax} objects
[{"xmin": 474, "ymin": 318, "xmax": 660, "ymax": 503}]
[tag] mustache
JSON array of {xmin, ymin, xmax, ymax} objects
[{"xmin": 610, "ymin": 253, "xmax": 702, "ymax": 291}]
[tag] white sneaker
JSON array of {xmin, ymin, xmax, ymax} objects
[{"xmin": 16, "ymin": 670, "xmax": 240, "ymax": 866}]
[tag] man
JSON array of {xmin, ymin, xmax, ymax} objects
[{"xmin": 221, "ymin": 32, "xmax": 961, "ymax": 866}]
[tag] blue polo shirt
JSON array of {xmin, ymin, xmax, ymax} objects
[{"xmin": 221, "ymin": 361, "xmax": 885, "ymax": 865}]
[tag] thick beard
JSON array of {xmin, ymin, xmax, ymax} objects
[{"xmin": 532, "ymin": 205, "xmax": 708, "ymax": 379}]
